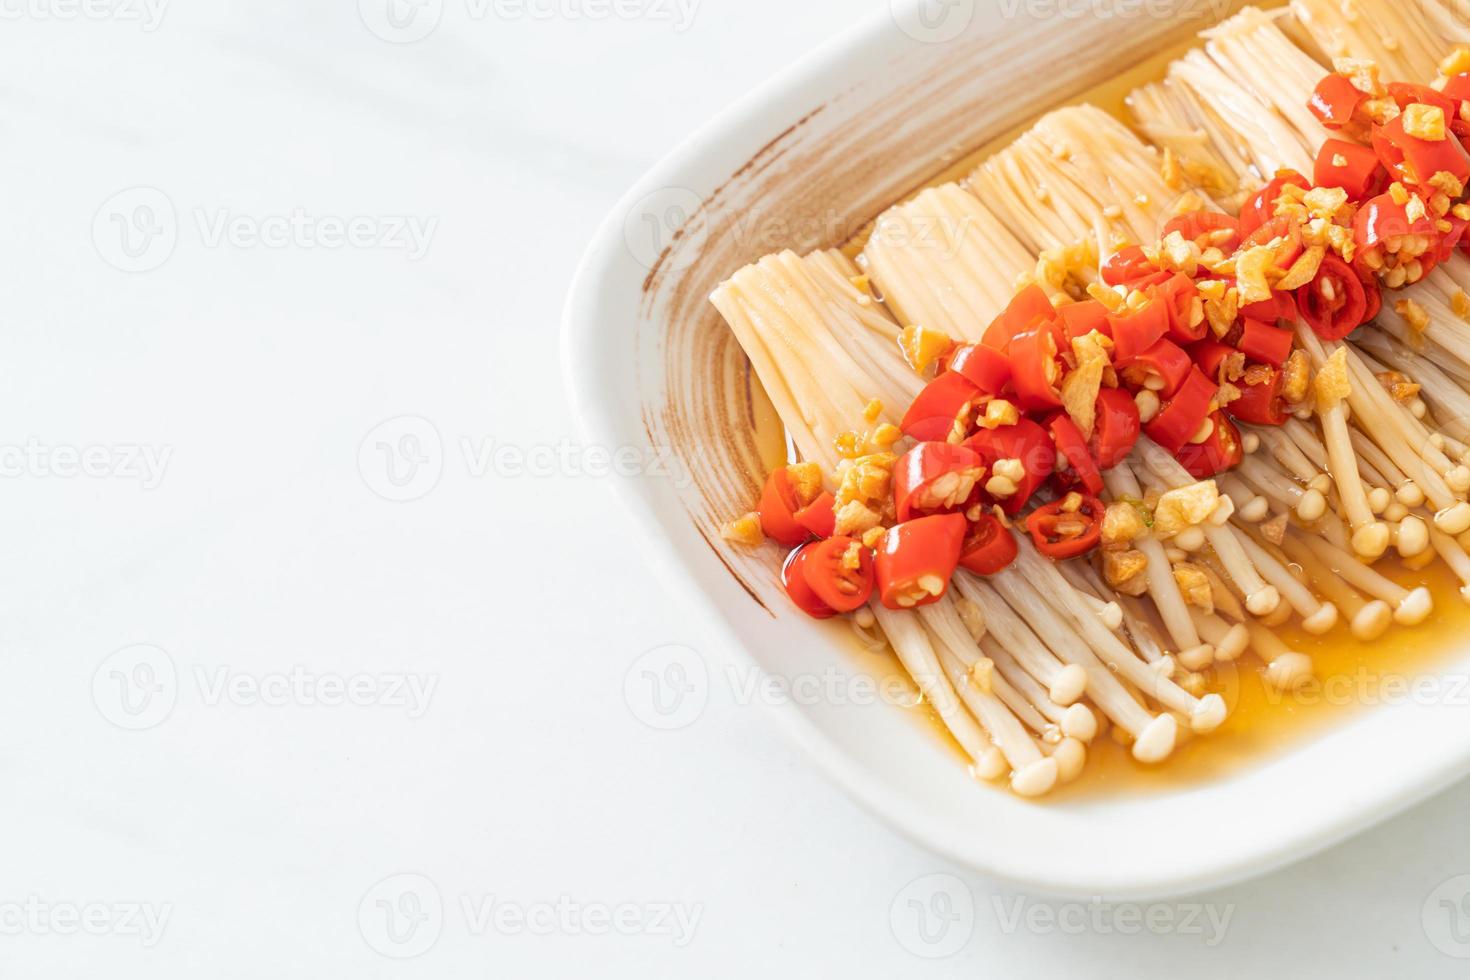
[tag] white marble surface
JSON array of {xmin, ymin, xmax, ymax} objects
[{"xmin": 5, "ymin": 0, "xmax": 1470, "ymax": 975}]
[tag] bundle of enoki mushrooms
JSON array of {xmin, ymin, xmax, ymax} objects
[{"xmin": 711, "ymin": 1, "xmax": 1470, "ymax": 798}]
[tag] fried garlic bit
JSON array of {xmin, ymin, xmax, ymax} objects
[
  {"xmin": 1403, "ymin": 103, "xmax": 1448, "ymax": 142},
  {"xmin": 1060, "ymin": 330, "xmax": 1113, "ymax": 439},
  {"xmin": 1102, "ymin": 500, "xmax": 1146, "ymax": 547},
  {"xmin": 1395, "ymin": 297, "xmax": 1431, "ymax": 336},
  {"xmin": 1172, "ymin": 562, "xmax": 1214, "ymax": 612},
  {"xmin": 1035, "ymin": 239, "xmax": 1099, "ymax": 298},
  {"xmin": 1377, "ymin": 370, "xmax": 1422, "ymax": 403},
  {"xmin": 1276, "ymin": 245, "xmax": 1326, "ymax": 292},
  {"xmin": 1440, "ymin": 47, "xmax": 1470, "ymax": 79},
  {"xmin": 898, "ymin": 325, "xmax": 953, "ymax": 373},
  {"xmin": 978, "ymin": 398, "xmax": 1020, "ymax": 430},
  {"xmin": 722, "ymin": 512, "xmax": 765, "ymax": 547},
  {"xmin": 833, "ymin": 453, "xmax": 894, "ymax": 536},
  {"xmin": 787, "ymin": 462, "xmax": 824, "ymax": 506},
  {"xmin": 1282, "ymin": 350, "xmax": 1311, "ymax": 404},
  {"xmin": 1153, "ymin": 481, "xmax": 1221, "ymax": 539},
  {"xmin": 1334, "ymin": 57, "xmax": 1384, "ymax": 98},
  {"xmin": 1103, "ymin": 548, "xmax": 1150, "ymax": 596},
  {"xmin": 1313, "ymin": 347, "xmax": 1353, "ymax": 412}
]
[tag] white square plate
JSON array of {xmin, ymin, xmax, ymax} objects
[{"xmin": 561, "ymin": 0, "xmax": 1470, "ymax": 898}]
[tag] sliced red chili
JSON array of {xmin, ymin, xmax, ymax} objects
[
  {"xmin": 794, "ymin": 491, "xmax": 836, "ymax": 539},
  {"xmin": 1238, "ymin": 288, "xmax": 1298, "ymax": 326},
  {"xmin": 1388, "ymin": 82, "xmax": 1458, "ymax": 119},
  {"xmin": 1374, "ymin": 113, "xmax": 1470, "ymax": 187},
  {"xmin": 1298, "ymin": 253, "xmax": 1369, "ymax": 341},
  {"xmin": 900, "ymin": 371, "xmax": 980, "ymax": 441},
  {"xmin": 1314, "ymin": 138, "xmax": 1388, "ymax": 201},
  {"xmin": 1108, "ymin": 295, "xmax": 1170, "ymax": 362},
  {"xmin": 759, "ymin": 467, "xmax": 813, "ymax": 547},
  {"xmin": 1188, "ymin": 338, "xmax": 1237, "ymax": 385},
  {"xmin": 1354, "ymin": 192, "xmax": 1438, "ymax": 253},
  {"xmin": 1157, "ymin": 272, "xmax": 1205, "ymax": 344},
  {"xmin": 1240, "ymin": 171, "xmax": 1310, "ymax": 237},
  {"xmin": 1441, "ymin": 73, "xmax": 1470, "ymax": 104},
  {"xmin": 1026, "ymin": 495, "xmax": 1104, "ymax": 560},
  {"xmin": 782, "ymin": 545, "xmax": 835, "ymax": 619},
  {"xmin": 1238, "ymin": 317, "xmax": 1294, "ymax": 367},
  {"xmin": 1175, "ymin": 412, "xmax": 1243, "ymax": 479},
  {"xmin": 1006, "ymin": 325, "xmax": 1064, "ymax": 411},
  {"xmin": 982, "ymin": 284, "xmax": 1056, "ymax": 350},
  {"xmin": 947, "ymin": 343, "xmax": 1011, "ymax": 394},
  {"xmin": 801, "ymin": 536, "xmax": 875, "ymax": 613},
  {"xmin": 1309, "ymin": 73, "xmax": 1367, "ymax": 131},
  {"xmin": 1145, "ymin": 366, "xmax": 1216, "ymax": 455},
  {"xmin": 1162, "ymin": 211, "xmax": 1241, "ymax": 253},
  {"xmin": 1121, "ymin": 338, "xmax": 1192, "ymax": 398},
  {"xmin": 1227, "ymin": 367, "xmax": 1288, "ymax": 427},
  {"xmin": 964, "ymin": 419, "xmax": 1054, "ymax": 515},
  {"xmin": 1101, "ymin": 245, "xmax": 1167, "ymax": 288},
  {"xmin": 1046, "ymin": 413, "xmax": 1103, "ymax": 495},
  {"xmin": 1241, "ymin": 215, "xmax": 1304, "ymax": 269},
  {"xmin": 893, "ymin": 443, "xmax": 985, "ymax": 523},
  {"xmin": 1058, "ymin": 298, "xmax": 1111, "ymax": 342},
  {"xmin": 1091, "ymin": 388, "xmax": 1141, "ymax": 469},
  {"xmin": 875, "ymin": 514, "xmax": 967, "ymax": 610},
  {"xmin": 958, "ymin": 513, "xmax": 1018, "ymax": 576}
]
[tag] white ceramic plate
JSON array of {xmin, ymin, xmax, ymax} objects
[{"xmin": 562, "ymin": 0, "xmax": 1470, "ymax": 899}]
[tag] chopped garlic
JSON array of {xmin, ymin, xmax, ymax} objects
[
  {"xmin": 1102, "ymin": 549, "xmax": 1149, "ymax": 595},
  {"xmin": 1172, "ymin": 563, "xmax": 1214, "ymax": 612},
  {"xmin": 1235, "ymin": 245, "xmax": 1280, "ymax": 305},
  {"xmin": 1102, "ymin": 501, "xmax": 1145, "ymax": 546},
  {"xmin": 1060, "ymin": 331, "xmax": 1112, "ymax": 439},
  {"xmin": 898, "ymin": 325, "xmax": 953, "ymax": 373},
  {"xmin": 1276, "ymin": 245, "xmax": 1326, "ymax": 292},
  {"xmin": 722, "ymin": 512, "xmax": 765, "ymax": 547},
  {"xmin": 1403, "ymin": 103, "xmax": 1447, "ymax": 141},
  {"xmin": 1314, "ymin": 347, "xmax": 1352, "ymax": 411},
  {"xmin": 1153, "ymin": 481, "xmax": 1221, "ymax": 538}
]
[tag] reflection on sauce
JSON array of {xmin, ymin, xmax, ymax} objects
[{"xmin": 744, "ymin": 0, "xmax": 1470, "ymax": 799}]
